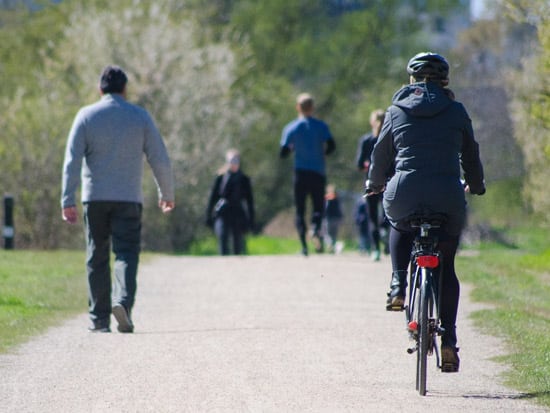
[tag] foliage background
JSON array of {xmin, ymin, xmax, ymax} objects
[{"xmin": 0, "ymin": 0, "xmax": 547, "ymax": 251}]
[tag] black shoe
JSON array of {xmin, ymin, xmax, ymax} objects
[
  {"xmin": 312, "ymin": 232, "xmax": 324, "ymax": 253},
  {"xmin": 88, "ymin": 321, "xmax": 111, "ymax": 333},
  {"xmin": 385, "ymin": 270, "xmax": 407, "ymax": 311},
  {"xmin": 112, "ymin": 304, "xmax": 134, "ymax": 333},
  {"xmin": 301, "ymin": 247, "xmax": 308, "ymax": 256},
  {"xmin": 386, "ymin": 293, "xmax": 405, "ymax": 311},
  {"xmin": 441, "ymin": 346, "xmax": 460, "ymax": 373}
]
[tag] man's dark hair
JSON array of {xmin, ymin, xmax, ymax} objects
[{"xmin": 99, "ymin": 65, "xmax": 128, "ymax": 94}]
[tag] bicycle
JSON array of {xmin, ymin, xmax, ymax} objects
[{"xmin": 402, "ymin": 212, "xmax": 447, "ymax": 396}]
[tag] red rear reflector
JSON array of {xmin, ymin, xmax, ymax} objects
[
  {"xmin": 408, "ymin": 321, "xmax": 418, "ymax": 332},
  {"xmin": 416, "ymin": 255, "xmax": 439, "ymax": 268}
]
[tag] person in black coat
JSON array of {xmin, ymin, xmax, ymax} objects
[
  {"xmin": 206, "ymin": 149, "xmax": 255, "ymax": 255},
  {"xmin": 356, "ymin": 109, "xmax": 387, "ymax": 261},
  {"xmin": 367, "ymin": 52, "xmax": 485, "ymax": 372},
  {"xmin": 354, "ymin": 199, "xmax": 370, "ymax": 254}
]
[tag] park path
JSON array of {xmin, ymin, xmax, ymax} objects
[{"xmin": 0, "ymin": 253, "xmax": 546, "ymax": 412}]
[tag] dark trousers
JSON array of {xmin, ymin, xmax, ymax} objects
[
  {"xmin": 293, "ymin": 170, "xmax": 326, "ymax": 247},
  {"xmin": 325, "ymin": 218, "xmax": 341, "ymax": 248},
  {"xmin": 214, "ymin": 217, "xmax": 245, "ymax": 255},
  {"xmin": 389, "ymin": 226, "xmax": 460, "ymax": 346},
  {"xmin": 366, "ymin": 192, "xmax": 383, "ymax": 252},
  {"xmin": 83, "ymin": 202, "xmax": 142, "ymax": 324}
]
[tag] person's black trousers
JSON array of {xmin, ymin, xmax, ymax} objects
[
  {"xmin": 293, "ymin": 169, "xmax": 326, "ymax": 245},
  {"xmin": 215, "ymin": 217, "xmax": 245, "ymax": 255},
  {"xmin": 366, "ymin": 192, "xmax": 383, "ymax": 252},
  {"xmin": 83, "ymin": 201, "xmax": 142, "ymax": 325}
]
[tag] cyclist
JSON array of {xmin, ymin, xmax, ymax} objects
[{"xmin": 366, "ymin": 52, "xmax": 485, "ymax": 372}]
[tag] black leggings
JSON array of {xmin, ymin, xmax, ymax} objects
[
  {"xmin": 293, "ymin": 170, "xmax": 326, "ymax": 246},
  {"xmin": 389, "ymin": 226, "xmax": 460, "ymax": 346}
]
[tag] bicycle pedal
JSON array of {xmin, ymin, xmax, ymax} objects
[{"xmin": 386, "ymin": 296, "xmax": 405, "ymax": 312}]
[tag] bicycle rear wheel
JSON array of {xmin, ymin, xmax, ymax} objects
[{"xmin": 417, "ymin": 268, "xmax": 431, "ymax": 396}]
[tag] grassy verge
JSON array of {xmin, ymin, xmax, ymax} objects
[
  {"xmin": 0, "ymin": 250, "xmax": 86, "ymax": 353},
  {"xmin": 456, "ymin": 225, "xmax": 550, "ymax": 407},
  {"xmin": 186, "ymin": 235, "xmax": 303, "ymax": 255}
]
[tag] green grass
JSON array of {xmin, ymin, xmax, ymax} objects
[
  {"xmin": 456, "ymin": 225, "xmax": 550, "ymax": 407},
  {"xmin": 186, "ymin": 235, "xmax": 302, "ymax": 255},
  {"xmin": 0, "ymin": 250, "xmax": 86, "ymax": 353}
]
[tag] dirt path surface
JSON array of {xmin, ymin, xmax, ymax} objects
[{"xmin": 0, "ymin": 254, "xmax": 546, "ymax": 412}]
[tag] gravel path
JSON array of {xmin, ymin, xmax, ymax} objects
[{"xmin": 0, "ymin": 254, "xmax": 546, "ymax": 412}]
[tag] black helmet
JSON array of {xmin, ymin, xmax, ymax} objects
[{"xmin": 406, "ymin": 52, "xmax": 449, "ymax": 80}]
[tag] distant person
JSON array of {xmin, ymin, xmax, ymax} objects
[
  {"xmin": 206, "ymin": 149, "xmax": 255, "ymax": 255},
  {"xmin": 356, "ymin": 109, "xmax": 387, "ymax": 261},
  {"xmin": 324, "ymin": 184, "xmax": 344, "ymax": 254},
  {"xmin": 280, "ymin": 93, "xmax": 336, "ymax": 256},
  {"xmin": 61, "ymin": 65, "xmax": 175, "ymax": 333},
  {"xmin": 366, "ymin": 52, "xmax": 485, "ymax": 372},
  {"xmin": 354, "ymin": 198, "xmax": 370, "ymax": 254}
]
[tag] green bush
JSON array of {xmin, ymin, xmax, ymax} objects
[{"xmin": 467, "ymin": 177, "xmax": 528, "ymax": 228}]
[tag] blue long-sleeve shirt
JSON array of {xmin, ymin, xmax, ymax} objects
[
  {"xmin": 280, "ymin": 116, "xmax": 334, "ymax": 176},
  {"xmin": 61, "ymin": 94, "xmax": 174, "ymax": 207}
]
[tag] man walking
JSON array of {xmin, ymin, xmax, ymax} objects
[
  {"xmin": 280, "ymin": 93, "xmax": 335, "ymax": 256},
  {"xmin": 61, "ymin": 65, "xmax": 175, "ymax": 333}
]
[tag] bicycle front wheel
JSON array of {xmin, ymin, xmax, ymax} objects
[{"xmin": 417, "ymin": 268, "xmax": 431, "ymax": 396}]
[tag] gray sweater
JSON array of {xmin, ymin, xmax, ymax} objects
[{"xmin": 61, "ymin": 94, "xmax": 174, "ymax": 207}]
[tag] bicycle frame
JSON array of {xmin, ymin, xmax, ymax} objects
[{"xmin": 404, "ymin": 215, "xmax": 445, "ymax": 396}]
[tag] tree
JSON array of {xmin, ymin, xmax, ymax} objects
[
  {"xmin": 505, "ymin": 0, "xmax": 550, "ymax": 221},
  {"xmin": 220, "ymin": 0, "xmax": 471, "ymax": 232},
  {"xmin": 0, "ymin": 0, "xmax": 256, "ymax": 249},
  {"xmin": 0, "ymin": 3, "xmax": 76, "ymax": 248},
  {"xmin": 0, "ymin": 0, "xmax": 481, "ymax": 249},
  {"xmin": 448, "ymin": 0, "xmax": 549, "ymax": 226},
  {"xmin": 450, "ymin": 18, "xmax": 527, "ymax": 184}
]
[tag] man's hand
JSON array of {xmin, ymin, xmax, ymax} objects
[
  {"xmin": 279, "ymin": 145, "xmax": 292, "ymax": 159},
  {"xmin": 159, "ymin": 200, "xmax": 175, "ymax": 213},
  {"xmin": 62, "ymin": 206, "xmax": 78, "ymax": 224}
]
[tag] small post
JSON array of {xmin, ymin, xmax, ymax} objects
[{"xmin": 3, "ymin": 194, "xmax": 14, "ymax": 249}]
